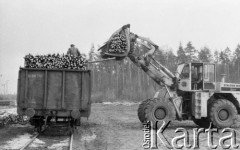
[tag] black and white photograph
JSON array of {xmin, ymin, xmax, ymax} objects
[{"xmin": 1, "ymin": 0, "xmax": 240, "ymax": 149}]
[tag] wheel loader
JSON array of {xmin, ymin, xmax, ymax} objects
[{"xmin": 98, "ymin": 24, "xmax": 240, "ymax": 128}]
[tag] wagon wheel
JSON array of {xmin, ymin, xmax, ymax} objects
[{"xmin": 17, "ymin": 116, "xmax": 29, "ymax": 125}]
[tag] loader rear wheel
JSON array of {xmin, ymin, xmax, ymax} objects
[
  {"xmin": 193, "ymin": 118, "xmax": 211, "ymax": 128},
  {"xmin": 209, "ymin": 99, "xmax": 237, "ymax": 128},
  {"xmin": 138, "ymin": 98, "xmax": 152, "ymax": 123},
  {"xmin": 145, "ymin": 98, "xmax": 175, "ymax": 128}
]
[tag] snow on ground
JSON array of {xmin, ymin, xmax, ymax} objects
[
  {"xmin": 47, "ymin": 138, "xmax": 69, "ymax": 149},
  {"xmin": 10, "ymin": 124, "xmax": 31, "ymax": 128},
  {"xmin": 0, "ymin": 111, "xmax": 5, "ymax": 115},
  {"xmin": 81, "ymin": 133, "xmax": 96, "ymax": 142},
  {"xmin": 0, "ymin": 107, "xmax": 17, "ymax": 122},
  {"xmin": 2, "ymin": 133, "xmax": 32, "ymax": 149},
  {"xmin": 2, "ymin": 108, "xmax": 17, "ymax": 115},
  {"xmin": 29, "ymin": 138, "xmax": 46, "ymax": 148},
  {"xmin": 102, "ymin": 101, "xmax": 138, "ymax": 106},
  {"xmin": 0, "ymin": 107, "xmax": 17, "ymax": 117}
]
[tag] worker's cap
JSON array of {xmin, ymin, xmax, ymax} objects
[{"xmin": 70, "ymin": 44, "xmax": 75, "ymax": 47}]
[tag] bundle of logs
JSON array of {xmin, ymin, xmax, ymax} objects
[
  {"xmin": 24, "ymin": 54, "xmax": 87, "ymax": 70},
  {"xmin": 99, "ymin": 29, "xmax": 129, "ymax": 59},
  {"xmin": 108, "ymin": 33, "xmax": 128, "ymax": 54}
]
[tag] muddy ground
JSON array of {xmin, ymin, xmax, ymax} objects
[{"xmin": 1, "ymin": 103, "xmax": 240, "ymax": 150}]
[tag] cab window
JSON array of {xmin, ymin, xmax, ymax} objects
[
  {"xmin": 180, "ymin": 64, "xmax": 190, "ymax": 79},
  {"xmin": 203, "ymin": 64, "xmax": 216, "ymax": 90},
  {"xmin": 204, "ymin": 64, "xmax": 215, "ymax": 82}
]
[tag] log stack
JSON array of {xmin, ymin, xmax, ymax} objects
[
  {"xmin": 107, "ymin": 33, "xmax": 128, "ymax": 54},
  {"xmin": 24, "ymin": 54, "xmax": 87, "ymax": 70},
  {"xmin": 99, "ymin": 24, "xmax": 130, "ymax": 59}
]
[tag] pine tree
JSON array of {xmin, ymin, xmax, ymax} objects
[
  {"xmin": 224, "ymin": 47, "xmax": 232, "ymax": 63},
  {"xmin": 198, "ymin": 46, "xmax": 212, "ymax": 62},
  {"xmin": 177, "ymin": 42, "xmax": 187, "ymax": 63},
  {"xmin": 233, "ymin": 44, "xmax": 240, "ymax": 82},
  {"xmin": 213, "ymin": 50, "xmax": 220, "ymax": 63},
  {"xmin": 185, "ymin": 41, "xmax": 198, "ymax": 61},
  {"xmin": 219, "ymin": 47, "xmax": 232, "ymax": 82},
  {"xmin": 234, "ymin": 44, "xmax": 240, "ymax": 60},
  {"xmin": 166, "ymin": 50, "xmax": 177, "ymax": 71},
  {"xmin": 89, "ymin": 43, "xmax": 99, "ymax": 61}
]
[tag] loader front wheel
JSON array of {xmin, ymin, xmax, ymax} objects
[
  {"xmin": 209, "ymin": 99, "xmax": 237, "ymax": 128},
  {"xmin": 138, "ymin": 98, "xmax": 152, "ymax": 123},
  {"xmin": 145, "ymin": 98, "xmax": 175, "ymax": 128}
]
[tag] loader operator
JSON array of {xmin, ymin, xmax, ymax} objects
[
  {"xmin": 192, "ymin": 66, "xmax": 203, "ymax": 90},
  {"xmin": 67, "ymin": 44, "xmax": 81, "ymax": 57}
]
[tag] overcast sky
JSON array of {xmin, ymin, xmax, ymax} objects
[{"xmin": 0, "ymin": 0, "xmax": 240, "ymax": 93}]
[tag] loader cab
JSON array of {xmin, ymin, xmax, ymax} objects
[{"xmin": 177, "ymin": 62, "xmax": 216, "ymax": 91}]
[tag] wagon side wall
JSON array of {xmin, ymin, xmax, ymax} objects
[{"xmin": 17, "ymin": 68, "xmax": 92, "ymax": 117}]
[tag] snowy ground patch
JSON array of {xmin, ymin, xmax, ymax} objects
[
  {"xmin": 0, "ymin": 107, "xmax": 17, "ymax": 117},
  {"xmin": 2, "ymin": 133, "xmax": 32, "ymax": 149},
  {"xmin": 29, "ymin": 138, "xmax": 46, "ymax": 148},
  {"xmin": 81, "ymin": 133, "xmax": 96, "ymax": 142},
  {"xmin": 102, "ymin": 101, "xmax": 138, "ymax": 106},
  {"xmin": 47, "ymin": 138, "xmax": 69, "ymax": 149}
]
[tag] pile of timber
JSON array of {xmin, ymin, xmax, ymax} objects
[{"xmin": 24, "ymin": 54, "xmax": 87, "ymax": 70}]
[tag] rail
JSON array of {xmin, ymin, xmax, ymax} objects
[{"xmin": 19, "ymin": 126, "xmax": 74, "ymax": 150}]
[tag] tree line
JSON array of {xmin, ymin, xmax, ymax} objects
[{"xmin": 88, "ymin": 42, "xmax": 240, "ymax": 102}]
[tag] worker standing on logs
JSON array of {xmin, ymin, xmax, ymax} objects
[{"xmin": 67, "ymin": 44, "xmax": 81, "ymax": 57}]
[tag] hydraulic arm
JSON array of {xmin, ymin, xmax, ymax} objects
[
  {"xmin": 126, "ymin": 32, "xmax": 176, "ymax": 88},
  {"xmin": 97, "ymin": 24, "xmax": 178, "ymax": 90}
]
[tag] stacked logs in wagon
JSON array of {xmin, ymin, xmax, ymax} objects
[{"xmin": 24, "ymin": 54, "xmax": 87, "ymax": 70}]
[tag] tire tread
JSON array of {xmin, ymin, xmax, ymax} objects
[{"xmin": 209, "ymin": 99, "xmax": 237, "ymax": 128}]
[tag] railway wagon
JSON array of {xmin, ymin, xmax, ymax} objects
[{"xmin": 17, "ymin": 68, "xmax": 91, "ymax": 130}]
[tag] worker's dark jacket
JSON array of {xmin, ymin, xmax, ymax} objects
[{"xmin": 67, "ymin": 47, "xmax": 81, "ymax": 57}]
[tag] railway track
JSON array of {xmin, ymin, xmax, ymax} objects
[
  {"xmin": 19, "ymin": 126, "xmax": 74, "ymax": 150},
  {"xmin": 19, "ymin": 132, "xmax": 40, "ymax": 150}
]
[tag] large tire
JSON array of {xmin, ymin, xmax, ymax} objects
[
  {"xmin": 145, "ymin": 98, "xmax": 176, "ymax": 128},
  {"xmin": 209, "ymin": 99, "xmax": 237, "ymax": 128},
  {"xmin": 193, "ymin": 117, "xmax": 211, "ymax": 128},
  {"xmin": 138, "ymin": 99, "xmax": 152, "ymax": 123}
]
